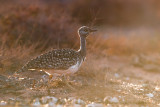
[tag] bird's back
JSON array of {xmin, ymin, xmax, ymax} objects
[{"xmin": 18, "ymin": 49, "xmax": 82, "ymax": 73}]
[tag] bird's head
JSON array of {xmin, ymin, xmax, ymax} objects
[{"xmin": 78, "ymin": 26, "xmax": 97, "ymax": 38}]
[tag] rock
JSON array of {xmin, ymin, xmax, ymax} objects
[
  {"xmin": 50, "ymin": 97, "xmax": 58, "ymax": 103},
  {"xmin": 56, "ymin": 98, "xmax": 65, "ymax": 105},
  {"xmin": 103, "ymin": 96, "xmax": 110, "ymax": 104},
  {"xmin": 56, "ymin": 104, "xmax": 63, "ymax": 107},
  {"xmin": 77, "ymin": 99, "xmax": 85, "ymax": 105},
  {"xmin": 109, "ymin": 97, "xmax": 119, "ymax": 103},
  {"xmin": 41, "ymin": 96, "xmax": 48, "ymax": 104},
  {"xmin": 48, "ymin": 101, "xmax": 56, "ymax": 107},
  {"xmin": 106, "ymin": 104, "xmax": 112, "ymax": 107},
  {"xmin": 0, "ymin": 101, "xmax": 7, "ymax": 106},
  {"xmin": 41, "ymin": 96, "xmax": 58, "ymax": 104},
  {"xmin": 32, "ymin": 98, "xmax": 41, "ymax": 106},
  {"xmin": 73, "ymin": 104, "xmax": 82, "ymax": 107},
  {"xmin": 86, "ymin": 102, "xmax": 103, "ymax": 107},
  {"xmin": 114, "ymin": 73, "xmax": 120, "ymax": 78},
  {"xmin": 155, "ymin": 86, "xmax": 160, "ymax": 91},
  {"xmin": 117, "ymin": 90, "xmax": 121, "ymax": 92},
  {"xmin": 72, "ymin": 98, "xmax": 85, "ymax": 105},
  {"xmin": 146, "ymin": 93, "xmax": 154, "ymax": 98}
]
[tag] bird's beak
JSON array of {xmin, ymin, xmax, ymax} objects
[{"xmin": 90, "ymin": 29, "xmax": 97, "ymax": 32}]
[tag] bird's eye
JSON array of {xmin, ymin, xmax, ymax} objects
[{"xmin": 84, "ymin": 29, "xmax": 88, "ymax": 32}]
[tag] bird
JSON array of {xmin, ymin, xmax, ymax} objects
[{"xmin": 16, "ymin": 26, "xmax": 97, "ymax": 87}]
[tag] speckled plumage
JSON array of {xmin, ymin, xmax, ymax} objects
[{"xmin": 18, "ymin": 49, "xmax": 82, "ymax": 73}]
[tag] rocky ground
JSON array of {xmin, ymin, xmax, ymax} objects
[{"xmin": 0, "ymin": 54, "xmax": 160, "ymax": 107}]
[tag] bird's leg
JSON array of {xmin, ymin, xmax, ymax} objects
[
  {"xmin": 32, "ymin": 79, "xmax": 36, "ymax": 88},
  {"xmin": 48, "ymin": 74, "xmax": 53, "ymax": 83},
  {"xmin": 43, "ymin": 71, "xmax": 53, "ymax": 84}
]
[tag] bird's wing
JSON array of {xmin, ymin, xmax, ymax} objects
[{"xmin": 20, "ymin": 49, "xmax": 80, "ymax": 72}]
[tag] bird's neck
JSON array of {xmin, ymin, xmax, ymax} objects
[{"xmin": 79, "ymin": 36, "xmax": 86, "ymax": 60}]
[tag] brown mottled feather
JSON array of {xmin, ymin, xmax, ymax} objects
[{"xmin": 18, "ymin": 49, "xmax": 82, "ymax": 73}]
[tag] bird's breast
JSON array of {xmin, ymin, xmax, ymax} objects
[
  {"xmin": 43, "ymin": 60, "xmax": 83, "ymax": 76},
  {"xmin": 68, "ymin": 60, "xmax": 83, "ymax": 73}
]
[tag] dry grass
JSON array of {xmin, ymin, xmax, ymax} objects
[
  {"xmin": 88, "ymin": 28, "xmax": 160, "ymax": 56},
  {"xmin": 1, "ymin": 26, "xmax": 160, "ymax": 74}
]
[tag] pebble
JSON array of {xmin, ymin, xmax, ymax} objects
[
  {"xmin": 32, "ymin": 98, "xmax": 41, "ymax": 106},
  {"xmin": 86, "ymin": 102, "xmax": 103, "ymax": 107},
  {"xmin": 104, "ymin": 96, "xmax": 119, "ymax": 103},
  {"xmin": 41, "ymin": 96, "xmax": 58, "ymax": 104},
  {"xmin": 106, "ymin": 104, "xmax": 112, "ymax": 107},
  {"xmin": 49, "ymin": 96, "xmax": 58, "ymax": 103},
  {"xmin": 146, "ymin": 93, "xmax": 154, "ymax": 98},
  {"xmin": 103, "ymin": 96, "xmax": 110, "ymax": 104},
  {"xmin": 114, "ymin": 73, "xmax": 120, "ymax": 78},
  {"xmin": 56, "ymin": 104, "xmax": 63, "ymax": 107},
  {"xmin": 0, "ymin": 101, "xmax": 7, "ymax": 106},
  {"xmin": 48, "ymin": 100, "xmax": 56, "ymax": 107},
  {"xmin": 77, "ymin": 99, "xmax": 85, "ymax": 105},
  {"xmin": 73, "ymin": 104, "xmax": 82, "ymax": 107},
  {"xmin": 41, "ymin": 97, "xmax": 48, "ymax": 104},
  {"xmin": 109, "ymin": 97, "xmax": 119, "ymax": 103},
  {"xmin": 155, "ymin": 86, "xmax": 160, "ymax": 91},
  {"xmin": 72, "ymin": 98, "xmax": 85, "ymax": 105},
  {"xmin": 117, "ymin": 90, "xmax": 121, "ymax": 92},
  {"xmin": 56, "ymin": 98, "xmax": 65, "ymax": 105}
]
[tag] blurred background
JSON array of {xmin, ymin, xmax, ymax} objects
[{"xmin": 0, "ymin": 0, "xmax": 160, "ymax": 73}]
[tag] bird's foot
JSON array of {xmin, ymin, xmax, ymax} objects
[
  {"xmin": 48, "ymin": 74, "xmax": 53, "ymax": 83},
  {"xmin": 47, "ymin": 76, "xmax": 62, "ymax": 88},
  {"xmin": 46, "ymin": 74, "xmax": 78, "ymax": 90}
]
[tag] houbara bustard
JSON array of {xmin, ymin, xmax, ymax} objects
[{"xmin": 16, "ymin": 26, "xmax": 97, "ymax": 87}]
